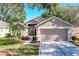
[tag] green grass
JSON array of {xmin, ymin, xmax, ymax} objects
[
  {"xmin": 0, "ymin": 43, "xmax": 39, "ymax": 56},
  {"xmin": 0, "ymin": 37, "xmax": 21, "ymax": 45},
  {"xmin": 0, "ymin": 37, "xmax": 39, "ymax": 56}
]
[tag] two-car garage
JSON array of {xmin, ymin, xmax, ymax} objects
[
  {"xmin": 36, "ymin": 16, "xmax": 72, "ymax": 42},
  {"xmin": 40, "ymin": 29, "xmax": 68, "ymax": 42}
]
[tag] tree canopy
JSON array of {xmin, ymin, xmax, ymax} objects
[
  {"xmin": 0, "ymin": 3, "xmax": 25, "ymax": 35},
  {"xmin": 27, "ymin": 3, "xmax": 79, "ymax": 24}
]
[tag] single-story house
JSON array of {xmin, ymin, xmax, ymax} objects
[
  {"xmin": 0, "ymin": 20, "xmax": 9, "ymax": 37},
  {"xmin": 0, "ymin": 21, "xmax": 26, "ymax": 37},
  {"xmin": 25, "ymin": 16, "xmax": 72, "ymax": 42},
  {"xmin": 16, "ymin": 22, "xmax": 26, "ymax": 36}
]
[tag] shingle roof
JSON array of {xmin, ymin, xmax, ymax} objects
[
  {"xmin": 35, "ymin": 16, "xmax": 72, "ymax": 27},
  {"xmin": 34, "ymin": 16, "xmax": 45, "ymax": 22},
  {"xmin": 25, "ymin": 16, "xmax": 45, "ymax": 24}
]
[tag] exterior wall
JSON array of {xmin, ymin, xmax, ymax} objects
[
  {"xmin": 37, "ymin": 18, "xmax": 71, "ymax": 28},
  {"xmin": 36, "ymin": 18, "xmax": 72, "ymax": 42},
  {"xmin": 21, "ymin": 29, "xmax": 28, "ymax": 36},
  {"xmin": 68, "ymin": 27, "xmax": 72, "ymax": 41},
  {"xmin": 25, "ymin": 20, "xmax": 38, "ymax": 36},
  {"xmin": 37, "ymin": 27, "xmax": 72, "ymax": 42},
  {"xmin": 0, "ymin": 28, "xmax": 9, "ymax": 37}
]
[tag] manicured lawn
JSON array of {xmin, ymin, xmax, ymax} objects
[
  {"xmin": 0, "ymin": 43, "xmax": 39, "ymax": 56},
  {"xmin": 0, "ymin": 37, "xmax": 39, "ymax": 56}
]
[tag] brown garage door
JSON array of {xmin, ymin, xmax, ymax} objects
[{"xmin": 40, "ymin": 29, "xmax": 68, "ymax": 42}]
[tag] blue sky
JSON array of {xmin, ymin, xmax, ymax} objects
[
  {"xmin": 24, "ymin": 4, "xmax": 46, "ymax": 21},
  {"xmin": 24, "ymin": 3, "xmax": 79, "ymax": 21}
]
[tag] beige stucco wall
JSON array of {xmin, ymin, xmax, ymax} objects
[
  {"xmin": 37, "ymin": 18, "xmax": 71, "ymax": 28},
  {"xmin": 21, "ymin": 29, "xmax": 28, "ymax": 36},
  {"xmin": 36, "ymin": 18, "xmax": 71, "ymax": 42},
  {"xmin": 0, "ymin": 28, "xmax": 9, "ymax": 37}
]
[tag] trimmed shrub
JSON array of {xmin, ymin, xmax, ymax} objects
[
  {"xmin": 72, "ymin": 36, "xmax": 77, "ymax": 41},
  {"xmin": 21, "ymin": 36, "xmax": 26, "ymax": 40},
  {"xmin": 32, "ymin": 35, "xmax": 38, "ymax": 41}
]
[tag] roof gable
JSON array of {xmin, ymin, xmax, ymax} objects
[
  {"xmin": 25, "ymin": 16, "xmax": 45, "ymax": 24},
  {"xmin": 16, "ymin": 22, "xmax": 26, "ymax": 30},
  {"xmin": 35, "ymin": 16, "xmax": 72, "ymax": 27},
  {"xmin": 25, "ymin": 19, "xmax": 39, "ymax": 24}
]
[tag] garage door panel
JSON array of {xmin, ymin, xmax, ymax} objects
[{"xmin": 40, "ymin": 29, "xmax": 67, "ymax": 42}]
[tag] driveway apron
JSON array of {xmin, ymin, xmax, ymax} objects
[{"xmin": 39, "ymin": 41, "xmax": 79, "ymax": 56}]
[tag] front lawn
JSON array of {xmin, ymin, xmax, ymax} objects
[
  {"xmin": 0, "ymin": 37, "xmax": 39, "ymax": 56},
  {"xmin": 0, "ymin": 43, "xmax": 39, "ymax": 56}
]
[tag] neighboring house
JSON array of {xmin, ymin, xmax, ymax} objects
[
  {"xmin": 0, "ymin": 21, "xmax": 26, "ymax": 37},
  {"xmin": 0, "ymin": 20, "xmax": 9, "ymax": 37},
  {"xmin": 25, "ymin": 16, "xmax": 72, "ymax": 42},
  {"xmin": 16, "ymin": 22, "xmax": 26, "ymax": 36},
  {"xmin": 72, "ymin": 21, "xmax": 79, "ymax": 38}
]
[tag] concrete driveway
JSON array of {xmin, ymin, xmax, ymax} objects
[{"xmin": 39, "ymin": 41, "xmax": 79, "ymax": 56}]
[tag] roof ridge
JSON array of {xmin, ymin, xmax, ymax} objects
[
  {"xmin": 35, "ymin": 16, "xmax": 72, "ymax": 27},
  {"xmin": 25, "ymin": 16, "xmax": 45, "ymax": 24},
  {"xmin": 53, "ymin": 16, "xmax": 72, "ymax": 25}
]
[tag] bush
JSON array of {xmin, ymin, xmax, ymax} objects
[
  {"xmin": 25, "ymin": 36, "xmax": 30, "ymax": 40},
  {"xmin": 0, "ymin": 38, "xmax": 20, "ymax": 45},
  {"xmin": 20, "ymin": 36, "xmax": 30, "ymax": 40},
  {"xmin": 5, "ymin": 33, "xmax": 11, "ymax": 37},
  {"xmin": 21, "ymin": 36, "xmax": 26, "ymax": 40},
  {"xmin": 72, "ymin": 36, "xmax": 77, "ymax": 41},
  {"xmin": 32, "ymin": 35, "xmax": 38, "ymax": 41},
  {"xmin": 8, "ymin": 39, "xmax": 20, "ymax": 44}
]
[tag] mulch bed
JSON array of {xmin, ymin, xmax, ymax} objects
[
  {"xmin": 0, "ymin": 50, "xmax": 16, "ymax": 56},
  {"xmin": 0, "ymin": 50, "xmax": 10, "ymax": 56},
  {"xmin": 31, "ymin": 41, "xmax": 40, "ymax": 45}
]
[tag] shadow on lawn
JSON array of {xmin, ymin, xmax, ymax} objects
[{"xmin": 0, "ymin": 45, "xmax": 39, "ymax": 56}]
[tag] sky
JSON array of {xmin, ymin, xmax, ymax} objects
[
  {"xmin": 24, "ymin": 3, "xmax": 79, "ymax": 21},
  {"xmin": 24, "ymin": 4, "xmax": 46, "ymax": 22}
]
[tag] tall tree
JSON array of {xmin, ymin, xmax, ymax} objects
[
  {"xmin": 27, "ymin": 3, "xmax": 79, "ymax": 24},
  {"xmin": 0, "ymin": 3, "xmax": 25, "ymax": 35},
  {"xmin": 27, "ymin": 3, "xmax": 59, "ymax": 15},
  {"xmin": 62, "ymin": 6, "xmax": 79, "ymax": 24}
]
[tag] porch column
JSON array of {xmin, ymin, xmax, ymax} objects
[
  {"xmin": 37, "ymin": 28, "xmax": 41, "ymax": 41},
  {"xmin": 68, "ymin": 28, "xmax": 72, "ymax": 41}
]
